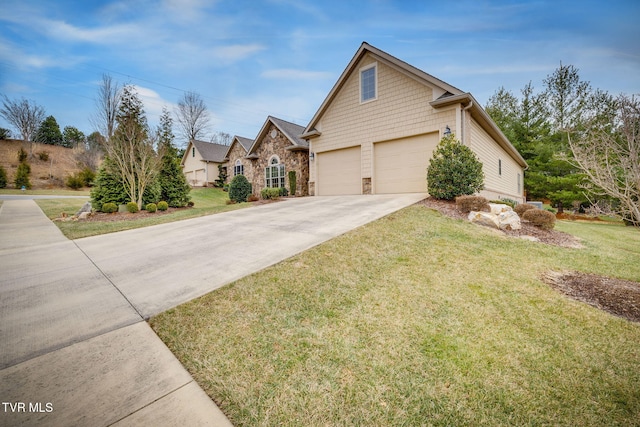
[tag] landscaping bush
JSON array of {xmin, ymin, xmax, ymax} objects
[
  {"xmin": 288, "ymin": 171, "xmax": 297, "ymax": 196},
  {"xmin": 279, "ymin": 187, "xmax": 289, "ymax": 197},
  {"xmin": 126, "ymin": 201, "xmax": 139, "ymax": 213},
  {"xmin": 522, "ymin": 209, "xmax": 556, "ymax": 230},
  {"xmin": 66, "ymin": 173, "xmax": 84, "ymax": 190},
  {"xmin": 456, "ymin": 195, "xmax": 489, "ymax": 213},
  {"xmin": 38, "ymin": 151, "xmax": 49, "ymax": 161},
  {"xmin": 145, "ymin": 203, "xmax": 157, "ymax": 213},
  {"xmin": 514, "ymin": 203, "xmax": 537, "ymax": 217},
  {"xmin": 229, "ymin": 174, "xmax": 252, "ymax": 203},
  {"xmin": 101, "ymin": 202, "xmax": 117, "ymax": 213},
  {"xmin": 17, "ymin": 147, "xmax": 27, "ymax": 162},
  {"xmin": 427, "ymin": 134, "xmax": 484, "ymax": 200},
  {"xmin": 247, "ymin": 194, "xmax": 259, "ymax": 202},
  {"xmin": 0, "ymin": 165, "xmax": 7, "ymax": 188},
  {"xmin": 157, "ymin": 201, "xmax": 169, "ymax": 211},
  {"xmin": 223, "ymin": 183, "xmax": 229, "ymax": 192},
  {"xmin": 261, "ymin": 187, "xmax": 281, "ymax": 200},
  {"xmin": 79, "ymin": 167, "xmax": 96, "ymax": 187}
]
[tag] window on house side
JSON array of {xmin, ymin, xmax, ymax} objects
[
  {"xmin": 361, "ymin": 65, "xmax": 376, "ymax": 102},
  {"xmin": 192, "ymin": 147, "xmax": 195, "ymax": 157},
  {"xmin": 498, "ymin": 159, "xmax": 502, "ymax": 176},
  {"xmin": 517, "ymin": 173, "xmax": 521, "ymax": 194}
]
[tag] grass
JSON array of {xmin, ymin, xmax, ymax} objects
[
  {"xmin": 35, "ymin": 188, "xmax": 248, "ymax": 239},
  {"xmin": 151, "ymin": 206, "xmax": 640, "ymax": 426},
  {"xmin": 0, "ymin": 188, "xmax": 91, "ymax": 196}
]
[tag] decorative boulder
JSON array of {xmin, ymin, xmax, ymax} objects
[
  {"xmin": 496, "ymin": 210, "xmax": 521, "ymax": 230},
  {"xmin": 488, "ymin": 203, "xmax": 512, "ymax": 214},
  {"xmin": 75, "ymin": 202, "xmax": 92, "ymax": 216},
  {"xmin": 468, "ymin": 211, "xmax": 500, "ymax": 229},
  {"xmin": 78, "ymin": 211, "xmax": 91, "ymax": 220}
]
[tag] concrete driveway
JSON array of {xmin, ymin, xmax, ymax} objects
[{"xmin": 0, "ymin": 193, "xmax": 425, "ymax": 426}]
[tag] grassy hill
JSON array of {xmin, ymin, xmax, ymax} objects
[{"xmin": 0, "ymin": 139, "xmax": 86, "ymax": 189}]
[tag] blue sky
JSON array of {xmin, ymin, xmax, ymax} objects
[{"xmin": 1, "ymin": 0, "xmax": 638, "ymax": 145}]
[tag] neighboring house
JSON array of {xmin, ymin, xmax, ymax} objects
[
  {"xmin": 225, "ymin": 116, "xmax": 309, "ymax": 196},
  {"xmin": 301, "ymin": 42, "xmax": 528, "ymax": 202},
  {"xmin": 181, "ymin": 140, "xmax": 228, "ymax": 186},
  {"xmin": 223, "ymin": 135, "xmax": 254, "ymax": 186}
]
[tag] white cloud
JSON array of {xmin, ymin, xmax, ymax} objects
[{"xmin": 212, "ymin": 44, "xmax": 266, "ymax": 64}]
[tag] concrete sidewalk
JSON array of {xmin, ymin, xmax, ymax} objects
[{"xmin": 0, "ymin": 199, "xmax": 232, "ymax": 426}]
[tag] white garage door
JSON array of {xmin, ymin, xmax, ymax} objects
[
  {"xmin": 317, "ymin": 146, "xmax": 361, "ymax": 195},
  {"xmin": 374, "ymin": 133, "xmax": 438, "ymax": 194}
]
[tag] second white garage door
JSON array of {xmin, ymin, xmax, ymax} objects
[
  {"xmin": 317, "ymin": 146, "xmax": 361, "ymax": 195},
  {"xmin": 374, "ymin": 133, "xmax": 438, "ymax": 194}
]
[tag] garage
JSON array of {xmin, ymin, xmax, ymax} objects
[
  {"xmin": 373, "ymin": 133, "xmax": 438, "ymax": 194},
  {"xmin": 317, "ymin": 146, "xmax": 361, "ymax": 195}
]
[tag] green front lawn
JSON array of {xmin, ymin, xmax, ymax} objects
[
  {"xmin": 36, "ymin": 188, "xmax": 248, "ymax": 239},
  {"xmin": 151, "ymin": 206, "xmax": 640, "ymax": 426}
]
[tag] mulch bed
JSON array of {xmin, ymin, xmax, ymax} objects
[
  {"xmin": 543, "ymin": 271, "xmax": 640, "ymax": 323},
  {"xmin": 417, "ymin": 197, "xmax": 582, "ymax": 248}
]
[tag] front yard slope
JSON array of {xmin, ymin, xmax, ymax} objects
[{"xmin": 151, "ymin": 206, "xmax": 640, "ymax": 427}]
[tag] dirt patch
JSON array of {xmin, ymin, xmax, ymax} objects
[
  {"xmin": 417, "ymin": 197, "xmax": 583, "ymax": 248},
  {"xmin": 543, "ymin": 271, "xmax": 640, "ymax": 323}
]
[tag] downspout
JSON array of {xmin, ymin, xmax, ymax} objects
[{"xmin": 461, "ymin": 101, "xmax": 473, "ymax": 145}]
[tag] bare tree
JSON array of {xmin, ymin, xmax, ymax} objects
[
  {"xmin": 211, "ymin": 131, "xmax": 232, "ymax": 145},
  {"xmin": 0, "ymin": 95, "xmax": 46, "ymax": 142},
  {"xmin": 91, "ymin": 74, "xmax": 122, "ymax": 142},
  {"xmin": 568, "ymin": 94, "xmax": 640, "ymax": 226},
  {"xmin": 104, "ymin": 85, "xmax": 162, "ymax": 209},
  {"xmin": 174, "ymin": 91, "xmax": 211, "ymax": 145}
]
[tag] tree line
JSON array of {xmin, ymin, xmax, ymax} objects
[{"xmin": 485, "ymin": 63, "xmax": 639, "ymax": 225}]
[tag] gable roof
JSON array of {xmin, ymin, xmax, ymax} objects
[
  {"xmin": 246, "ymin": 116, "xmax": 308, "ymax": 158},
  {"xmin": 223, "ymin": 135, "xmax": 254, "ymax": 159},
  {"xmin": 302, "ymin": 42, "xmax": 463, "ymax": 137},
  {"xmin": 182, "ymin": 140, "xmax": 228, "ymax": 165},
  {"xmin": 301, "ymin": 42, "xmax": 526, "ymax": 168}
]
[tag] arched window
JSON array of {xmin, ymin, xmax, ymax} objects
[
  {"xmin": 265, "ymin": 156, "xmax": 285, "ymax": 188},
  {"xmin": 234, "ymin": 159, "xmax": 244, "ymax": 176}
]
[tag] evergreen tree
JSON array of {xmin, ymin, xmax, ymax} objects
[
  {"xmin": 62, "ymin": 126, "xmax": 85, "ymax": 148},
  {"xmin": 156, "ymin": 108, "xmax": 191, "ymax": 207},
  {"xmin": 91, "ymin": 157, "xmax": 128, "ymax": 211},
  {"xmin": 427, "ymin": 134, "xmax": 484, "ymax": 200},
  {"xmin": 35, "ymin": 115, "xmax": 63, "ymax": 145},
  {"xmin": 0, "ymin": 165, "xmax": 7, "ymax": 188},
  {"xmin": 14, "ymin": 162, "xmax": 31, "ymax": 189}
]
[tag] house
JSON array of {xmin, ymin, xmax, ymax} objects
[
  {"xmin": 181, "ymin": 140, "xmax": 228, "ymax": 186},
  {"xmin": 301, "ymin": 42, "xmax": 528, "ymax": 202},
  {"xmin": 225, "ymin": 116, "xmax": 309, "ymax": 196}
]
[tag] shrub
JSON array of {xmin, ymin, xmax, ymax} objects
[
  {"xmin": 126, "ymin": 201, "xmax": 139, "ymax": 213},
  {"xmin": 456, "ymin": 195, "xmax": 489, "ymax": 213},
  {"xmin": 79, "ymin": 167, "xmax": 96, "ymax": 187},
  {"xmin": 102, "ymin": 202, "xmax": 117, "ymax": 213},
  {"xmin": 223, "ymin": 183, "xmax": 230, "ymax": 192},
  {"xmin": 38, "ymin": 151, "xmax": 49, "ymax": 161},
  {"xmin": 279, "ymin": 187, "xmax": 289, "ymax": 197},
  {"xmin": 288, "ymin": 171, "xmax": 297, "ymax": 196},
  {"xmin": 145, "ymin": 203, "xmax": 157, "ymax": 213},
  {"xmin": 66, "ymin": 173, "xmax": 84, "ymax": 190},
  {"xmin": 500, "ymin": 198, "xmax": 518, "ymax": 208},
  {"xmin": 427, "ymin": 134, "xmax": 484, "ymax": 200},
  {"xmin": 214, "ymin": 164, "xmax": 228, "ymax": 188},
  {"xmin": 157, "ymin": 201, "xmax": 169, "ymax": 211},
  {"xmin": 247, "ymin": 194, "xmax": 259, "ymax": 202},
  {"xmin": 261, "ymin": 187, "xmax": 281, "ymax": 200},
  {"xmin": 17, "ymin": 147, "xmax": 28, "ymax": 162},
  {"xmin": 514, "ymin": 203, "xmax": 537, "ymax": 217},
  {"xmin": 522, "ymin": 209, "xmax": 556, "ymax": 230},
  {"xmin": 14, "ymin": 162, "xmax": 31, "ymax": 189},
  {"xmin": 0, "ymin": 165, "xmax": 7, "ymax": 188},
  {"xmin": 229, "ymin": 174, "xmax": 252, "ymax": 203}
]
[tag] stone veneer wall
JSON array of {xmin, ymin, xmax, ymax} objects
[
  {"xmin": 225, "ymin": 141, "xmax": 254, "ymax": 188},
  {"xmin": 250, "ymin": 124, "xmax": 309, "ymax": 196}
]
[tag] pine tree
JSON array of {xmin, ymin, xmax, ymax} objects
[
  {"xmin": 35, "ymin": 115, "xmax": 63, "ymax": 145},
  {"xmin": 427, "ymin": 134, "xmax": 484, "ymax": 200},
  {"xmin": 156, "ymin": 108, "xmax": 191, "ymax": 207}
]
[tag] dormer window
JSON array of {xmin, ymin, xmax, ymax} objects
[{"xmin": 360, "ymin": 63, "xmax": 377, "ymax": 103}]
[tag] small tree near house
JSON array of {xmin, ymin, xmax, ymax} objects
[{"xmin": 427, "ymin": 134, "xmax": 484, "ymax": 200}]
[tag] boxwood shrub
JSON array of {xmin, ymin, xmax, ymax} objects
[
  {"xmin": 515, "ymin": 203, "xmax": 537, "ymax": 217},
  {"xmin": 126, "ymin": 201, "xmax": 139, "ymax": 213},
  {"xmin": 102, "ymin": 202, "xmax": 117, "ymax": 213},
  {"xmin": 157, "ymin": 201, "xmax": 169, "ymax": 211},
  {"xmin": 261, "ymin": 187, "xmax": 281, "ymax": 200},
  {"xmin": 522, "ymin": 209, "xmax": 556, "ymax": 230},
  {"xmin": 455, "ymin": 195, "xmax": 489, "ymax": 213},
  {"xmin": 229, "ymin": 174, "xmax": 252, "ymax": 203},
  {"xmin": 145, "ymin": 203, "xmax": 157, "ymax": 213}
]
